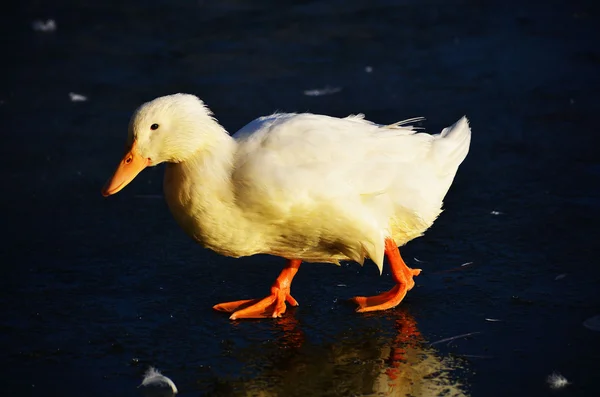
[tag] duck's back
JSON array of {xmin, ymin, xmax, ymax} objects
[{"xmin": 231, "ymin": 113, "xmax": 470, "ymax": 267}]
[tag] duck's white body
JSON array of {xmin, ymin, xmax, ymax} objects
[
  {"xmin": 102, "ymin": 94, "xmax": 472, "ymax": 317},
  {"xmin": 161, "ymin": 105, "xmax": 470, "ymax": 273}
]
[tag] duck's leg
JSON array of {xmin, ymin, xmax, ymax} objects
[
  {"xmin": 351, "ymin": 238, "xmax": 421, "ymax": 312},
  {"xmin": 213, "ymin": 259, "xmax": 301, "ymax": 320}
]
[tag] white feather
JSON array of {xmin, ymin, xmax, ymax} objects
[
  {"xmin": 547, "ymin": 372, "xmax": 569, "ymax": 389},
  {"xmin": 139, "ymin": 367, "xmax": 178, "ymax": 396}
]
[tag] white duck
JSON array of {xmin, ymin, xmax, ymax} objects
[{"xmin": 102, "ymin": 94, "xmax": 471, "ymax": 320}]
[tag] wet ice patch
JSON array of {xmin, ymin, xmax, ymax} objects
[
  {"xmin": 546, "ymin": 371, "xmax": 569, "ymax": 390},
  {"xmin": 139, "ymin": 367, "xmax": 178, "ymax": 397},
  {"xmin": 555, "ymin": 273, "xmax": 567, "ymax": 280},
  {"xmin": 32, "ymin": 19, "xmax": 56, "ymax": 32},
  {"xmin": 69, "ymin": 92, "xmax": 87, "ymax": 102},
  {"xmin": 365, "ymin": 66, "xmax": 373, "ymax": 73},
  {"xmin": 303, "ymin": 86, "xmax": 341, "ymax": 96}
]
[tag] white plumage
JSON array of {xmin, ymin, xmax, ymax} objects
[
  {"xmin": 103, "ymin": 93, "xmax": 471, "ymax": 317},
  {"xmin": 152, "ymin": 95, "xmax": 471, "ymax": 273}
]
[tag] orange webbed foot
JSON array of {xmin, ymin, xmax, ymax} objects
[
  {"xmin": 352, "ymin": 239, "xmax": 422, "ymax": 313},
  {"xmin": 352, "ymin": 284, "xmax": 407, "ymax": 312},
  {"xmin": 214, "ymin": 259, "xmax": 301, "ymax": 320},
  {"xmin": 352, "ymin": 266, "xmax": 421, "ymax": 312},
  {"xmin": 213, "ymin": 286, "xmax": 299, "ymax": 319}
]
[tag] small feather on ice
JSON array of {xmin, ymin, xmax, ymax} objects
[
  {"xmin": 546, "ymin": 372, "xmax": 569, "ymax": 389},
  {"xmin": 32, "ymin": 19, "xmax": 56, "ymax": 32},
  {"xmin": 69, "ymin": 92, "xmax": 87, "ymax": 102},
  {"xmin": 583, "ymin": 315, "xmax": 600, "ymax": 332},
  {"xmin": 139, "ymin": 367, "xmax": 178, "ymax": 396},
  {"xmin": 303, "ymin": 86, "xmax": 342, "ymax": 97},
  {"xmin": 490, "ymin": 210, "xmax": 502, "ymax": 215}
]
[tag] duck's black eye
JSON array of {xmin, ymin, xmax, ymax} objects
[{"xmin": 150, "ymin": 123, "xmax": 159, "ymax": 130}]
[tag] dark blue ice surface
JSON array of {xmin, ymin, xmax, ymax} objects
[{"xmin": 2, "ymin": 1, "xmax": 599, "ymax": 396}]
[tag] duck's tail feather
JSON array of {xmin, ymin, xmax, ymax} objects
[{"xmin": 431, "ymin": 116, "xmax": 471, "ymax": 174}]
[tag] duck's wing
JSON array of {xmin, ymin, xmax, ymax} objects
[
  {"xmin": 232, "ymin": 113, "xmax": 430, "ymax": 211},
  {"xmin": 231, "ymin": 113, "xmax": 441, "ymax": 269}
]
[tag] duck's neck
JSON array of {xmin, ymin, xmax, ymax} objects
[{"xmin": 163, "ymin": 134, "xmax": 259, "ymax": 257}]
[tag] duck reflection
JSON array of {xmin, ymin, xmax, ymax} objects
[{"xmin": 213, "ymin": 310, "xmax": 469, "ymax": 396}]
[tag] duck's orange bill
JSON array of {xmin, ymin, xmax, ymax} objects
[{"xmin": 101, "ymin": 143, "xmax": 150, "ymax": 197}]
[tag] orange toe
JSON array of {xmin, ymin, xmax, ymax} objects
[
  {"xmin": 352, "ymin": 284, "xmax": 410, "ymax": 312},
  {"xmin": 286, "ymin": 294, "xmax": 299, "ymax": 306},
  {"xmin": 352, "ymin": 285, "xmax": 400, "ymax": 309},
  {"xmin": 404, "ymin": 268, "xmax": 422, "ymax": 290},
  {"xmin": 213, "ymin": 299, "xmax": 260, "ymax": 313},
  {"xmin": 214, "ymin": 288, "xmax": 299, "ymax": 320},
  {"xmin": 352, "ymin": 257, "xmax": 421, "ymax": 313},
  {"xmin": 230, "ymin": 295, "xmax": 279, "ymax": 319}
]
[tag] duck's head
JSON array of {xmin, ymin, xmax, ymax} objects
[{"xmin": 101, "ymin": 93, "xmax": 221, "ymax": 196}]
